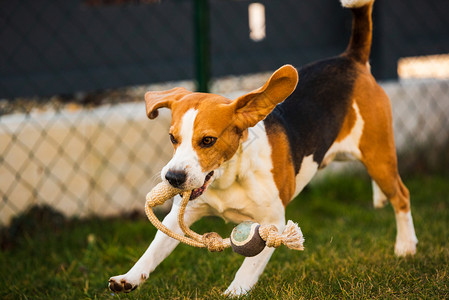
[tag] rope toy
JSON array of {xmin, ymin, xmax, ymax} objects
[{"xmin": 145, "ymin": 181, "xmax": 305, "ymax": 257}]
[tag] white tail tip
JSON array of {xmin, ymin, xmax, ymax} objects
[{"xmin": 340, "ymin": 0, "xmax": 373, "ymax": 8}]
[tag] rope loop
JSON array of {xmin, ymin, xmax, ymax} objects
[{"xmin": 146, "ymin": 182, "xmax": 181, "ymax": 207}]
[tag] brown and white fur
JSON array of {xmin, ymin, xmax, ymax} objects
[{"xmin": 109, "ymin": 0, "xmax": 417, "ymax": 296}]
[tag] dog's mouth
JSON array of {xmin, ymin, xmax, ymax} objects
[{"xmin": 188, "ymin": 171, "xmax": 214, "ymax": 200}]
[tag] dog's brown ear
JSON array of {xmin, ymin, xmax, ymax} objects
[
  {"xmin": 231, "ymin": 64, "xmax": 298, "ymax": 129},
  {"xmin": 145, "ymin": 87, "xmax": 192, "ymax": 119}
]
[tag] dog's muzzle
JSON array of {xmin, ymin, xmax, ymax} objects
[{"xmin": 165, "ymin": 170, "xmax": 214, "ymax": 200}]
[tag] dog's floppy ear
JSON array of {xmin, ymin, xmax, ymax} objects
[
  {"xmin": 231, "ymin": 64, "xmax": 298, "ymax": 129},
  {"xmin": 145, "ymin": 87, "xmax": 192, "ymax": 119}
]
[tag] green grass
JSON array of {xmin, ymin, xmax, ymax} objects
[{"xmin": 1, "ymin": 173, "xmax": 448, "ymax": 299}]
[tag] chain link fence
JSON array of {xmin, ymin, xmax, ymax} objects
[{"xmin": 1, "ymin": 0, "xmax": 448, "ymax": 225}]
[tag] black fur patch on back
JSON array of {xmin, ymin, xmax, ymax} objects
[{"xmin": 264, "ymin": 56, "xmax": 358, "ymax": 174}]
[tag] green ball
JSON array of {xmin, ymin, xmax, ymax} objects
[{"xmin": 230, "ymin": 221, "xmax": 266, "ymax": 257}]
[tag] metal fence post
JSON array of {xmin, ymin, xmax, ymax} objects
[{"xmin": 194, "ymin": 0, "xmax": 210, "ymax": 92}]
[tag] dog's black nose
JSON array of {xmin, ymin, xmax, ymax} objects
[{"xmin": 165, "ymin": 170, "xmax": 187, "ymax": 188}]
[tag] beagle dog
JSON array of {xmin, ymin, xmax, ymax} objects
[{"xmin": 109, "ymin": 0, "xmax": 417, "ymax": 296}]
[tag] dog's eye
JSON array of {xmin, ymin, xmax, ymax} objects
[
  {"xmin": 169, "ymin": 133, "xmax": 178, "ymax": 145},
  {"xmin": 200, "ymin": 136, "xmax": 217, "ymax": 148}
]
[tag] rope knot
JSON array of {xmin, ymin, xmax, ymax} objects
[
  {"xmin": 259, "ymin": 225, "xmax": 282, "ymax": 248},
  {"xmin": 202, "ymin": 232, "xmax": 225, "ymax": 252}
]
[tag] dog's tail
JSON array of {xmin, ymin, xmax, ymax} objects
[{"xmin": 340, "ymin": 0, "xmax": 375, "ymax": 64}]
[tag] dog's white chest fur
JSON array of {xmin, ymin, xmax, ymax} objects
[{"xmin": 199, "ymin": 123, "xmax": 285, "ymax": 225}]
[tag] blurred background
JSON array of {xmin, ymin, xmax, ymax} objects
[{"xmin": 1, "ymin": 0, "xmax": 448, "ymax": 226}]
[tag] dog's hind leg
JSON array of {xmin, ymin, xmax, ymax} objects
[
  {"xmin": 358, "ymin": 122, "xmax": 418, "ymax": 256},
  {"xmin": 367, "ymin": 169, "xmax": 418, "ymax": 256},
  {"xmin": 353, "ymin": 74, "xmax": 418, "ymax": 256},
  {"xmin": 108, "ymin": 196, "xmax": 209, "ymax": 293}
]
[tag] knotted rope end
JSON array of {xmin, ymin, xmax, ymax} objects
[{"xmin": 281, "ymin": 220, "xmax": 305, "ymax": 251}]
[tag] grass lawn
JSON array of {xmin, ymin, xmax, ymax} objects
[{"xmin": 1, "ymin": 173, "xmax": 448, "ymax": 299}]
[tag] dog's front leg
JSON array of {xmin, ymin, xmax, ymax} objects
[
  {"xmin": 224, "ymin": 246, "xmax": 276, "ymax": 296},
  {"xmin": 224, "ymin": 217, "xmax": 286, "ymax": 297},
  {"xmin": 108, "ymin": 196, "xmax": 208, "ymax": 293}
]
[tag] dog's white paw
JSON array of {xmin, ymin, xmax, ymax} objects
[
  {"xmin": 223, "ymin": 284, "xmax": 252, "ymax": 297},
  {"xmin": 394, "ymin": 211, "xmax": 418, "ymax": 257},
  {"xmin": 108, "ymin": 271, "xmax": 148, "ymax": 293},
  {"xmin": 395, "ymin": 236, "xmax": 418, "ymax": 257}
]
